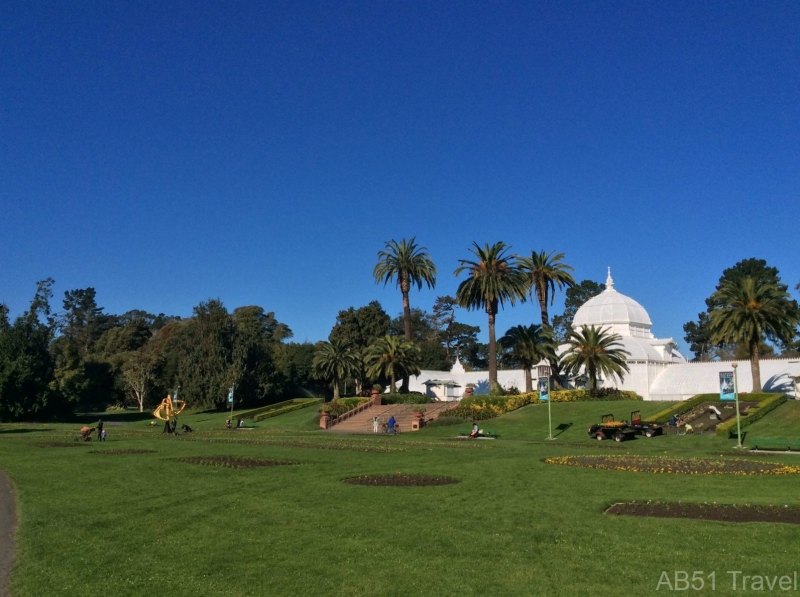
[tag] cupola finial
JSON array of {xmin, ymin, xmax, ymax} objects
[{"xmin": 606, "ymin": 267, "xmax": 614, "ymax": 290}]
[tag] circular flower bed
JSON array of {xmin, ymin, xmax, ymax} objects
[
  {"xmin": 343, "ymin": 473, "xmax": 461, "ymax": 487},
  {"xmin": 544, "ymin": 455, "xmax": 800, "ymax": 475},
  {"xmin": 90, "ymin": 449, "xmax": 157, "ymax": 455},
  {"xmin": 175, "ymin": 456, "xmax": 298, "ymax": 469},
  {"xmin": 606, "ymin": 501, "xmax": 800, "ymax": 524}
]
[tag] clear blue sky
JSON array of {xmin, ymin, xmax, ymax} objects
[{"xmin": 2, "ymin": 1, "xmax": 798, "ymax": 352}]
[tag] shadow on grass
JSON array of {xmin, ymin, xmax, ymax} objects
[
  {"xmin": 71, "ymin": 412, "xmax": 154, "ymax": 424},
  {"xmin": 0, "ymin": 428, "xmax": 55, "ymax": 434},
  {"xmin": 554, "ymin": 423, "xmax": 573, "ymax": 438}
]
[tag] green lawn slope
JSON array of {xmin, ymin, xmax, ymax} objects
[{"xmin": 1, "ymin": 399, "xmax": 799, "ymax": 596}]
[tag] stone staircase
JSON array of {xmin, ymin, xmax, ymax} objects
[{"xmin": 327, "ymin": 403, "xmax": 454, "ymax": 434}]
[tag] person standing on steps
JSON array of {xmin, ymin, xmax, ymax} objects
[
  {"xmin": 388, "ymin": 415, "xmax": 396, "ymax": 435},
  {"xmin": 372, "ymin": 416, "xmax": 380, "ymax": 433}
]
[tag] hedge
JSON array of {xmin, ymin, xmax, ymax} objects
[
  {"xmin": 439, "ymin": 389, "xmax": 642, "ymax": 421},
  {"xmin": 715, "ymin": 394, "xmax": 789, "ymax": 438},
  {"xmin": 320, "ymin": 398, "xmax": 369, "ymax": 417},
  {"xmin": 240, "ymin": 398, "xmax": 322, "ymax": 422},
  {"xmin": 646, "ymin": 393, "xmax": 781, "ymax": 424},
  {"xmin": 380, "ymin": 393, "xmax": 432, "ymax": 405}
]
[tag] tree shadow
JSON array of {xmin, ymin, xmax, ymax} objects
[{"xmin": 0, "ymin": 428, "xmax": 55, "ymax": 434}]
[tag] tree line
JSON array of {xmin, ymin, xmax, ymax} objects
[{"xmin": 0, "ymin": 281, "xmax": 321, "ymax": 421}]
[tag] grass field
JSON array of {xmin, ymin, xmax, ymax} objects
[{"xmin": 2, "ymin": 400, "xmax": 800, "ymax": 596}]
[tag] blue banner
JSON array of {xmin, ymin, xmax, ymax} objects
[
  {"xmin": 227, "ymin": 387, "xmax": 234, "ymax": 404},
  {"xmin": 538, "ymin": 377, "xmax": 550, "ymax": 402},
  {"xmin": 719, "ymin": 372, "xmax": 735, "ymax": 401}
]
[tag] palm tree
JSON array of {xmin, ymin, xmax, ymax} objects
[
  {"xmin": 708, "ymin": 276, "xmax": 799, "ymax": 391},
  {"xmin": 560, "ymin": 325, "xmax": 631, "ymax": 390},
  {"xmin": 312, "ymin": 339, "xmax": 362, "ymax": 400},
  {"xmin": 518, "ymin": 250, "xmax": 576, "ymax": 328},
  {"xmin": 499, "ymin": 324, "xmax": 556, "ymax": 393},
  {"xmin": 373, "ymin": 238, "xmax": 437, "ymax": 340},
  {"xmin": 454, "ymin": 242, "xmax": 528, "ymax": 390},
  {"xmin": 374, "ymin": 237, "xmax": 436, "ymax": 392},
  {"xmin": 364, "ymin": 336, "xmax": 422, "ymax": 392}
]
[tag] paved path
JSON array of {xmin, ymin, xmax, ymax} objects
[{"xmin": 0, "ymin": 472, "xmax": 15, "ymax": 597}]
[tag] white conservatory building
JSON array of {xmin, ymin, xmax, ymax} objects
[{"xmin": 408, "ymin": 269, "xmax": 800, "ymax": 401}]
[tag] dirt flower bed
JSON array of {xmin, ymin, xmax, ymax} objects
[
  {"xmin": 33, "ymin": 442, "xmax": 89, "ymax": 448},
  {"xmin": 606, "ymin": 501, "xmax": 800, "ymax": 524},
  {"xmin": 544, "ymin": 455, "xmax": 800, "ymax": 475},
  {"xmin": 175, "ymin": 456, "xmax": 299, "ymax": 469},
  {"xmin": 343, "ymin": 473, "xmax": 461, "ymax": 487},
  {"xmin": 527, "ymin": 441, "xmax": 627, "ymax": 450},
  {"xmin": 90, "ymin": 449, "xmax": 157, "ymax": 455},
  {"xmin": 178, "ymin": 436, "xmax": 406, "ymax": 453}
]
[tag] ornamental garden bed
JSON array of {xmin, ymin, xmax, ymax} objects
[
  {"xmin": 33, "ymin": 442, "xmax": 88, "ymax": 448},
  {"xmin": 178, "ymin": 436, "xmax": 406, "ymax": 453},
  {"xmin": 175, "ymin": 456, "xmax": 299, "ymax": 469},
  {"xmin": 544, "ymin": 455, "xmax": 800, "ymax": 475},
  {"xmin": 606, "ymin": 501, "xmax": 800, "ymax": 525},
  {"xmin": 90, "ymin": 449, "xmax": 157, "ymax": 455},
  {"xmin": 343, "ymin": 473, "xmax": 461, "ymax": 487}
]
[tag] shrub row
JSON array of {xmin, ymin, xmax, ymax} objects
[
  {"xmin": 320, "ymin": 398, "xmax": 369, "ymax": 417},
  {"xmin": 380, "ymin": 393, "xmax": 432, "ymax": 405},
  {"xmin": 253, "ymin": 400, "xmax": 323, "ymax": 422},
  {"xmin": 438, "ymin": 389, "xmax": 642, "ymax": 421},
  {"xmin": 646, "ymin": 393, "xmax": 781, "ymax": 424},
  {"xmin": 715, "ymin": 394, "xmax": 789, "ymax": 438},
  {"xmin": 240, "ymin": 398, "xmax": 321, "ymax": 421}
]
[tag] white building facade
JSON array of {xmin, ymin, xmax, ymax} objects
[{"xmin": 409, "ymin": 269, "xmax": 800, "ymax": 401}]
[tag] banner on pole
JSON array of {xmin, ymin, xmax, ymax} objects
[
  {"xmin": 719, "ymin": 372, "xmax": 735, "ymax": 401},
  {"xmin": 538, "ymin": 377, "xmax": 550, "ymax": 402},
  {"xmin": 227, "ymin": 387, "xmax": 234, "ymax": 404}
]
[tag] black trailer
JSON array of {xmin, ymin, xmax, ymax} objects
[{"xmin": 629, "ymin": 410, "xmax": 662, "ymax": 438}]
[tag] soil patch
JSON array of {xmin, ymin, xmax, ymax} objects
[
  {"xmin": 178, "ymin": 436, "xmax": 406, "ymax": 453},
  {"xmin": 0, "ymin": 472, "xmax": 15, "ymax": 597},
  {"xmin": 90, "ymin": 449, "xmax": 157, "ymax": 455},
  {"xmin": 606, "ymin": 501, "xmax": 800, "ymax": 525},
  {"xmin": 528, "ymin": 441, "xmax": 627, "ymax": 450},
  {"xmin": 343, "ymin": 473, "xmax": 461, "ymax": 487},
  {"xmin": 544, "ymin": 455, "xmax": 800, "ymax": 475},
  {"xmin": 175, "ymin": 456, "xmax": 298, "ymax": 469},
  {"xmin": 33, "ymin": 442, "xmax": 89, "ymax": 448}
]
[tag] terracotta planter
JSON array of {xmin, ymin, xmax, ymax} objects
[
  {"xmin": 371, "ymin": 390, "xmax": 381, "ymax": 406},
  {"xmin": 320, "ymin": 413, "xmax": 331, "ymax": 429}
]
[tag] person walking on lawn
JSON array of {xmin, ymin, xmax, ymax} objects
[{"xmin": 97, "ymin": 419, "xmax": 104, "ymax": 441}]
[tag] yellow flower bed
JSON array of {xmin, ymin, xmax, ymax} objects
[{"xmin": 544, "ymin": 455, "xmax": 800, "ymax": 476}]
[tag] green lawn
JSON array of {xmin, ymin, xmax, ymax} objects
[
  {"xmin": 2, "ymin": 400, "xmax": 800, "ymax": 596},
  {"xmin": 741, "ymin": 400, "xmax": 800, "ymax": 442}
]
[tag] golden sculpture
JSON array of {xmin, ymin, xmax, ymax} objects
[{"xmin": 153, "ymin": 394, "xmax": 186, "ymax": 421}]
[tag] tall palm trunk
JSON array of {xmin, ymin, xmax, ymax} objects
[
  {"xmin": 524, "ymin": 366, "xmax": 532, "ymax": 393},
  {"xmin": 749, "ymin": 335, "xmax": 762, "ymax": 391},
  {"xmin": 536, "ymin": 282, "xmax": 550, "ymax": 328},
  {"xmin": 487, "ymin": 308, "xmax": 498, "ymax": 390},
  {"xmin": 333, "ymin": 380, "xmax": 340, "ymax": 401},
  {"xmin": 400, "ymin": 275, "xmax": 411, "ymax": 393}
]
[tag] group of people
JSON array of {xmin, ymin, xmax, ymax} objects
[
  {"xmin": 372, "ymin": 415, "xmax": 400, "ymax": 434},
  {"xmin": 226, "ymin": 419, "xmax": 246, "ymax": 429},
  {"xmin": 96, "ymin": 419, "xmax": 106, "ymax": 441}
]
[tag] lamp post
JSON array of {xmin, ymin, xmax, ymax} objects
[
  {"xmin": 538, "ymin": 364, "xmax": 553, "ymax": 440},
  {"xmin": 732, "ymin": 363, "xmax": 743, "ymax": 449}
]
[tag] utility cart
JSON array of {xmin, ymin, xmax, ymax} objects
[{"xmin": 588, "ymin": 414, "xmax": 637, "ymax": 442}]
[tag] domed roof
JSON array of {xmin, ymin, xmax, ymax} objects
[{"xmin": 572, "ymin": 269, "xmax": 652, "ymax": 331}]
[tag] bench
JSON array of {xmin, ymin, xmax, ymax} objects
[
  {"xmin": 790, "ymin": 440, "xmax": 800, "ymax": 451},
  {"xmin": 751, "ymin": 438, "xmax": 790, "ymax": 450},
  {"xmin": 126, "ymin": 406, "xmax": 138, "ymax": 411}
]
